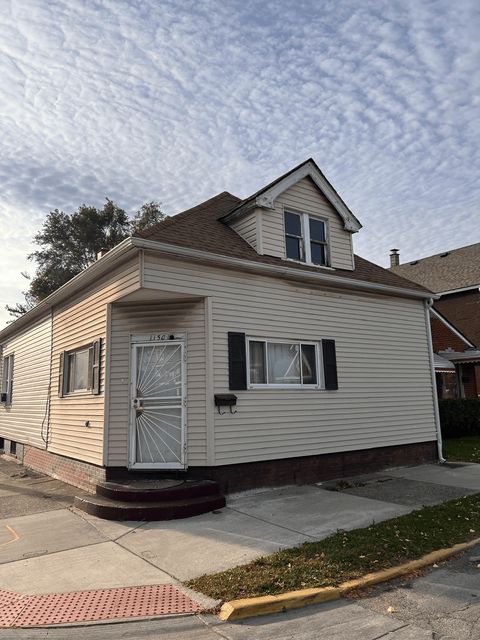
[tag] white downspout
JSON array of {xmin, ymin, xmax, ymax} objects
[{"xmin": 425, "ymin": 299, "xmax": 446, "ymax": 463}]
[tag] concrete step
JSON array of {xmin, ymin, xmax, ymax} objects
[
  {"xmin": 96, "ymin": 478, "xmax": 221, "ymax": 503},
  {"xmin": 74, "ymin": 492, "xmax": 226, "ymax": 521}
]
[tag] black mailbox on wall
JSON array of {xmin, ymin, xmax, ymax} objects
[{"xmin": 214, "ymin": 394, "xmax": 237, "ymax": 414}]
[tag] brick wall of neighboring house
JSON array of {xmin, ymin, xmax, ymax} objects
[
  {"xmin": 23, "ymin": 446, "xmax": 106, "ymax": 493},
  {"xmin": 435, "ymin": 290, "xmax": 480, "ymax": 348},
  {"xmin": 431, "ymin": 315, "xmax": 469, "ymax": 352}
]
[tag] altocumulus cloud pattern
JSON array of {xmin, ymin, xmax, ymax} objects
[{"xmin": 0, "ymin": 0, "xmax": 479, "ymax": 322}]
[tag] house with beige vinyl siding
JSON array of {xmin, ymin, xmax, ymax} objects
[{"xmin": 0, "ymin": 159, "xmax": 442, "ymax": 518}]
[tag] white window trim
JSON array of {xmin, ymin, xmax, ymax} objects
[
  {"xmin": 283, "ymin": 208, "xmax": 332, "ymax": 268},
  {"xmin": 2, "ymin": 353, "xmax": 14, "ymax": 406},
  {"xmin": 65, "ymin": 345, "xmax": 93, "ymax": 395},
  {"xmin": 246, "ymin": 337, "xmax": 323, "ymax": 389}
]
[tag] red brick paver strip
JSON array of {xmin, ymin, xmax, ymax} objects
[
  {"xmin": 0, "ymin": 589, "xmax": 31, "ymax": 627},
  {"xmin": 0, "ymin": 584, "xmax": 199, "ymax": 627}
]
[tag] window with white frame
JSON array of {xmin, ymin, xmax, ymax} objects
[
  {"xmin": 284, "ymin": 211, "xmax": 329, "ymax": 266},
  {"xmin": 59, "ymin": 340, "xmax": 101, "ymax": 397},
  {"xmin": 247, "ymin": 339, "xmax": 319, "ymax": 387},
  {"xmin": 1, "ymin": 354, "xmax": 14, "ymax": 406},
  {"xmin": 66, "ymin": 347, "xmax": 92, "ymax": 393}
]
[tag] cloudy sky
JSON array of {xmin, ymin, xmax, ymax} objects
[{"xmin": 0, "ymin": 0, "xmax": 479, "ymax": 325}]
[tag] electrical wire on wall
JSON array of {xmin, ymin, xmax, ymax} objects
[{"xmin": 41, "ymin": 309, "xmax": 53, "ymax": 446}]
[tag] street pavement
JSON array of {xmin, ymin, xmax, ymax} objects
[
  {"xmin": 1, "ymin": 548, "xmax": 478, "ymax": 638},
  {"xmin": 1, "ymin": 454, "xmax": 480, "ymax": 636}
]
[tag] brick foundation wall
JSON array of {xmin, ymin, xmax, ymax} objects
[
  {"xmin": 23, "ymin": 440, "xmax": 438, "ymax": 495},
  {"xmin": 23, "ymin": 446, "xmax": 106, "ymax": 493},
  {"xmin": 183, "ymin": 441, "xmax": 438, "ymax": 493}
]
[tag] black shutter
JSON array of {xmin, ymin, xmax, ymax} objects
[
  {"xmin": 228, "ymin": 332, "xmax": 247, "ymax": 390},
  {"xmin": 92, "ymin": 339, "xmax": 101, "ymax": 395},
  {"xmin": 58, "ymin": 352, "xmax": 65, "ymax": 397},
  {"xmin": 7, "ymin": 355, "xmax": 14, "ymax": 407},
  {"xmin": 322, "ymin": 340, "xmax": 338, "ymax": 390}
]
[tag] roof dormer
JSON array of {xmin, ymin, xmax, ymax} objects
[{"xmin": 223, "ymin": 159, "xmax": 361, "ymax": 272}]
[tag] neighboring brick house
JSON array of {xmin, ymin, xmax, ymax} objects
[{"xmin": 390, "ymin": 245, "xmax": 480, "ymax": 399}]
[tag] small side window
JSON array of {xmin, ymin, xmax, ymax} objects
[
  {"xmin": 59, "ymin": 340, "xmax": 102, "ymax": 396},
  {"xmin": 1, "ymin": 354, "xmax": 14, "ymax": 406},
  {"xmin": 67, "ymin": 347, "xmax": 92, "ymax": 393}
]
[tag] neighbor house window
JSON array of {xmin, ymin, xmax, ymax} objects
[
  {"xmin": 436, "ymin": 371, "xmax": 458, "ymax": 399},
  {"xmin": 247, "ymin": 339, "xmax": 318, "ymax": 387},
  {"xmin": 1, "ymin": 354, "xmax": 14, "ymax": 406},
  {"xmin": 59, "ymin": 340, "xmax": 101, "ymax": 397},
  {"xmin": 284, "ymin": 211, "xmax": 329, "ymax": 266}
]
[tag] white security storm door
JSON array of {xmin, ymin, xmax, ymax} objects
[{"xmin": 129, "ymin": 338, "xmax": 186, "ymax": 469}]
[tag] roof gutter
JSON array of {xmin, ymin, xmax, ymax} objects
[
  {"xmin": 132, "ymin": 238, "xmax": 437, "ymax": 301},
  {"xmin": 0, "ymin": 237, "xmax": 137, "ymax": 342},
  {"xmin": 0, "ymin": 236, "xmax": 436, "ymax": 343}
]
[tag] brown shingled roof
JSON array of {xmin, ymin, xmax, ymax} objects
[
  {"xmin": 390, "ymin": 242, "xmax": 480, "ymax": 293},
  {"xmin": 135, "ymin": 192, "xmax": 430, "ymax": 294}
]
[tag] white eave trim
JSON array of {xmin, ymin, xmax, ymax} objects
[
  {"xmin": 0, "ymin": 237, "xmax": 138, "ymax": 342},
  {"xmin": 226, "ymin": 160, "xmax": 362, "ymax": 233},
  {"xmin": 429, "ymin": 307, "xmax": 475, "ymax": 349},
  {"xmin": 134, "ymin": 238, "xmax": 437, "ymax": 301},
  {"xmin": 0, "ymin": 235, "xmax": 435, "ymax": 343}
]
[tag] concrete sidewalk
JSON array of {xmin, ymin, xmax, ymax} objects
[{"xmin": 1, "ymin": 455, "xmax": 480, "ymax": 628}]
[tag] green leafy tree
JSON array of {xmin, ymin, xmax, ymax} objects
[
  {"xmin": 133, "ymin": 201, "xmax": 165, "ymax": 232},
  {"xmin": 7, "ymin": 199, "xmax": 165, "ymax": 318}
]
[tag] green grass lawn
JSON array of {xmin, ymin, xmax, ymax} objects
[
  {"xmin": 187, "ymin": 494, "xmax": 480, "ymax": 602},
  {"xmin": 443, "ymin": 436, "xmax": 480, "ymax": 463}
]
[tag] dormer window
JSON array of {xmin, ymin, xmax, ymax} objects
[{"xmin": 284, "ymin": 211, "xmax": 329, "ymax": 266}]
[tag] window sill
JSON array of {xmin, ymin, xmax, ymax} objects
[
  {"xmin": 63, "ymin": 390, "xmax": 94, "ymax": 397},
  {"xmin": 248, "ymin": 384, "xmax": 322, "ymax": 390},
  {"xmin": 284, "ymin": 258, "xmax": 335, "ymax": 271}
]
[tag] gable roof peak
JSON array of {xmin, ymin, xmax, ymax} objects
[{"xmin": 222, "ymin": 158, "xmax": 362, "ymax": 233}]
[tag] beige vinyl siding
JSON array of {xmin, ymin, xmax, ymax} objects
[
  {"xmin": 261, "ymin": 176, "xmax": 355, "ymax": 270},
  {"xmin": 106, "ymin": 299, "xmax": 207, "ymax": 466},
  {"xmin": 143, "ymin": 253, "xmax": 437, "ymax": 466},
  {"xmin": 0, "ymin": 315, "xmax": 52, "ymax": 448},
  {"xmin": 48, "ymin": 258, "xmax": 140, "ymax": 465},
  {"xmin": 230, "ymin": 211, "xmax": 258, "ymax": 250}
]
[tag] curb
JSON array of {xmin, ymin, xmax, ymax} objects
[{"xmin": 218, "ymin": 536, "xmax": 480, "ymax": 621}]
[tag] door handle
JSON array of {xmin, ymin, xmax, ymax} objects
[{"xmin": 132, "ymin": 398, "xmax": 144, "ymax": 412}]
